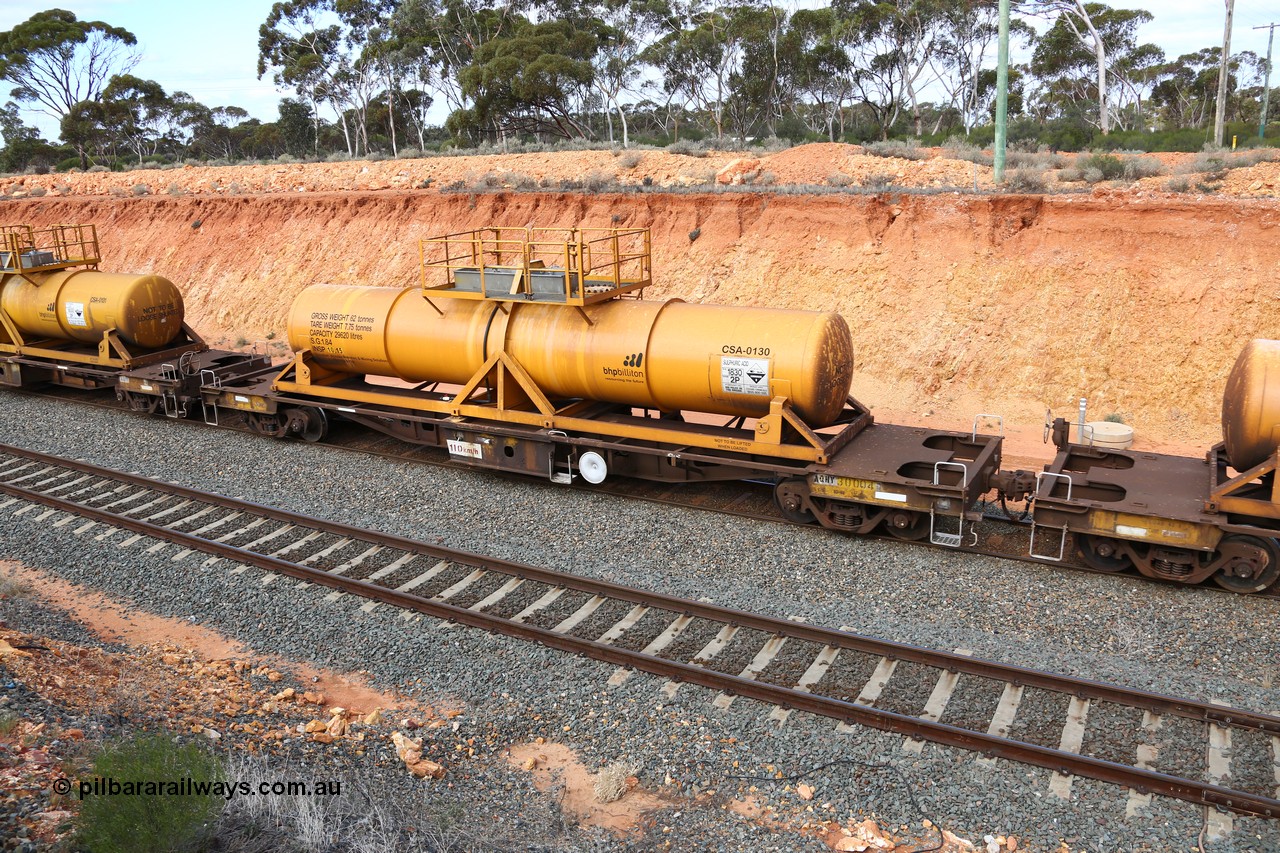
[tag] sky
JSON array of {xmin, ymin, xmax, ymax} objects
[{"xmin": 3, "ymin": 0, "xmax": 1278, "ymax": 140}]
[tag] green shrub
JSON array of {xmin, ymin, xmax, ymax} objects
[
  {"xmin": 1004, "ymin": 168, "xmax": 1047, "ymax": 193},
  {"xmin": 1007, "ymin": 149, "xmax": 1066, "ymax": 170},
  {"xmin": 1121, "ymin": 155, "xmax": 1163, "ymax": 180},
  {"xmin": 862, "ymin": 172, "xmax": 896, "ymax": 190},
  {"xmin": 583, "ymin": 170, "xmax": 614, "ymax": 191},
  {"xmin": 942, "ymin": 138, "xmax": 992, "ymax": 165},
  {"xmin": 74, "ymin": 735, "xmax": 222, "ymax": 853},
  {"xmin": 863, "ymin": 139, "xmax": 927, "ymax": 161},
  {"xmin": 665, "ymin": 139, "xmax": 707, "ymax": 157},
  {"xmin": 753, "ymin": 136, "xmax": 791, "ymax": 153},
  {"xmin": 1079, "ymin": 153, "xmax": 1125, "ymax": 180},
  {"xmin": 1164, "ymin": 176, "xmax": 1190, "ymax": 193},
  {"xmin": 827, "ymin": 171, "xmax": 853, "ymax": 187},
  {"xmin": 87, "ymin": 164, "xmax": 109, "ymax": 173}
]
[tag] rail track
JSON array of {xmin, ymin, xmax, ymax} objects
[
  {"xmin": 2, "ymin": 441, "xmax": 1279, "ymax": 824},
  {"xmin": 21, "ymin": 386, "xmax": 1279, "ymax": 600}
]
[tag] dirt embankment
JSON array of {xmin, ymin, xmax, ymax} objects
[
  {"xmin": 8, "ymin": 185, "xmax": 1280, "ymax": 451},
  {"xmin": 1, "ymin": 143, "xmax": 998, "ymax": 198}
]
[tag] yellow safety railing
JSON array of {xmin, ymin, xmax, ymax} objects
[
  {"xmin": 419, "ymin": 227, "xmax": 651, "ymax": 305},
  {"xmin": 0, "ymin": 224, "xmax": 100, "ymax": 273}
]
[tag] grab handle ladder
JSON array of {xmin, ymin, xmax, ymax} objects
[
  {"xmin": 200, "ymin": 369, "xmax": 221, "ymax": 426},
  {"xmin": 1028, "ymin": 472, "xmax": 1074, "ymax": 561},
  {"xmin": 929, "ymin": 462, "xmax": 974, "ymax": 548}
]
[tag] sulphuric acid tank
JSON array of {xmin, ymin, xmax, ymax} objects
[
  {"xmin": 1222, "ymin": 338, "xmax": 1280, "ymax": 470},
  {"xmin": 287, "ymin": 284, "xmax": 854, "ymax": 427},
  {"xmin": 0, "ymin": 268, "xmax": 185, "ymax": 349}
]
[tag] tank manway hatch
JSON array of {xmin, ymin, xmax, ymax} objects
[{"xmin": 420, "ymin": 227, "xmax": 652, "ymax": 306}]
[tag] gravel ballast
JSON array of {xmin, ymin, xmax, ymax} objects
[{"xmin": 2, "ymin": 392, "xmax": 1279, "ymax": 851}]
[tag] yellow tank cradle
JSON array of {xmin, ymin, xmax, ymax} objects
[
  {"xmin": 419, "ymin": 227, "xmax": 651, "ymax": 307},
  {"xmin": 0, "ymin": 224, "xmax": 100, "ymax": 275}
]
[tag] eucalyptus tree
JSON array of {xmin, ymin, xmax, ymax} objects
[
  {"xmin": 188, "ymin": 105, "xmax": 252, "ymax": 161},
  {"xmin": 1149, "ymin": 47, "xmax": 1260, "ymax": 131},
  {"xmin": 0, "ymin": 10, "xmax": 139, "ymax": 121},
  {"xmin": 788, "ymin": 7, "xmax": 852, "ymax": 139},
  {"xmin": 259, "ymin": 0, "xmax": 396, "ymax": 156},
  {"xmin": 259, "ymin": 1, "xmax": 343, "ymax": 154},
  {"xmin": 97, "ymin": 75, "xmax": 189, "ymax": 163},
  {"xmin": 832, "ymin": 0, "xmax": 947, "ymax": 139},
  {"xmin": 931, "ymin": 0, "xmax": 1004, "ymax": 134},
  {"xmin": 0, "ymin": 9, "xmax": 140, "ymax": 166},
  {"xmin": 454, "ymin": 17, "xmax": 599, "ymax": 140},
  {"xmin": 1023, "ymin": 1, "xmax": 1157, "ymax": 135},
  {"xmin": 724, "ymin": 2, "xmax": 797, "ymax": 139},
  {"xmin": 587, "ymin": 0, "xmax": 675, "ymax": 146},
  {"xmin": 644, "ymin": 1, "xmax": 769, "ymax": 140},
  {"xmin": 0, "ymin": 101, "xmax": 58, "ymax": 172}
]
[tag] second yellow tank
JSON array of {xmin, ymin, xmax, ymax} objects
[
  {"xmin": 287, "ymin": 284, "xmax": 854, "ymax": 427},
  {"xmin": 1223, "ymin": 338, "xmax": 1280, "ymax": 470}
]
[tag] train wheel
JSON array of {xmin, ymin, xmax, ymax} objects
[
  {"xmin": 1212, "ymin": 535, "xmax": 1280, "ymax": 593},
  {"xmin": 774, "ymin": 478, "xmax": 815, "ymax": 524},
  {"xmin": 884, "ymin": 510, "xmax": 928, "ymax": 541},
  {"xmin": 284, "ymin": 407, "xmax": 329, "ymax": 443},
  {"xmin": 1077, "ymin": 534, "xmax": 1132, "ymax": 573}
]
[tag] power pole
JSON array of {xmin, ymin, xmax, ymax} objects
[
  {"xmin": 993, "ymin": 0, "xmax": 1010, "ymax": 184},
  {"xmin": 1214, "ymin": 0, "xmax": 1236, "ymax": 147},
  {"xmin": 1259, "ymin": 24, "xmax": 1277, "ymax": 140}
]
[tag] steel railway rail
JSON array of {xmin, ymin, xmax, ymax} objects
[
  {"xmin": 15, "ymin": 386, "xmax": 1280, "ymax": 599},
  {"xmin": 2, "ymin": 441, "xmax": 1278, "ymax": 819}
]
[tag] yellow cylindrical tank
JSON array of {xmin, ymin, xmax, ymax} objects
[
  {"xmin": 1223, "ymin": 339, "xmax": 1280, "ymax": 470},
  {"xmin": 288, "ymin": 284, "xmax": 854, "ymax": 427},
  {"xmin": 0, "ymin": 269, "xmax": 185, "ymax": 349}
]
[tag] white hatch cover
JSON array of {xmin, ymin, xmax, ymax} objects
[{"xmin": 578, "ymin": 451, "xmax": 607, "ymax": 484}]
